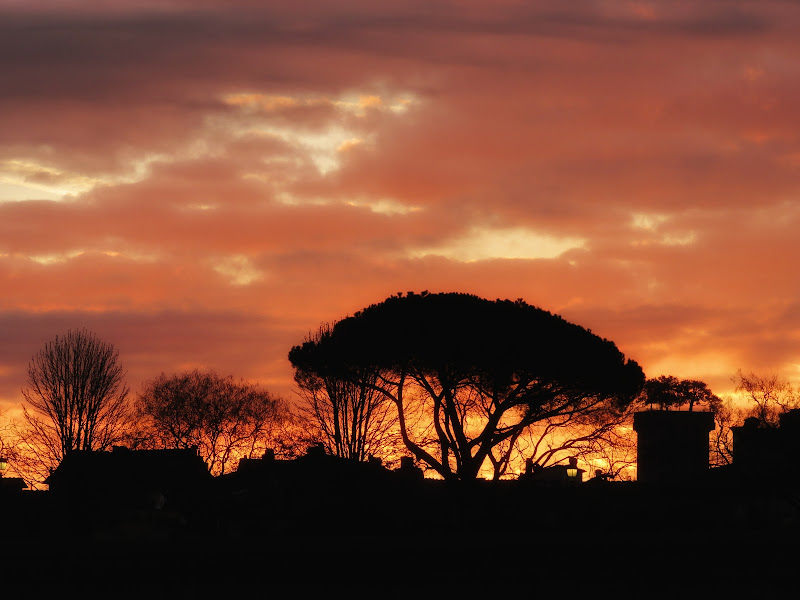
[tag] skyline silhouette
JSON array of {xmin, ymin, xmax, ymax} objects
[{"xmin": 3, "ymin": 421, "xmax": 800, "ymax": 597}]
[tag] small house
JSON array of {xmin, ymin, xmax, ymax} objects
[
  {"xmin": 45, "ymin": 446, "xmax": 211, "ymax": 508},
  {"xmin": 521, "ymin": 457, "xmax": 584, "ymax": 485}
]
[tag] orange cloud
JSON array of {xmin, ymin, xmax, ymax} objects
[{"xmin": 3, "ymin": 0, "xmax": 800, "ymax": 414}]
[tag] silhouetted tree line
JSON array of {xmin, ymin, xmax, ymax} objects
[
  {"xmin": 1, "ymin": 293, "xmax": 798, "ymax": 488},
  {"xmin": 5, "ymin": 330, "xmax": 307, "ymax": 486}
]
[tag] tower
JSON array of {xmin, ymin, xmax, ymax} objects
[{"xmin": 633, "ymin": 410, "xmax": 715, "ymax": 484}]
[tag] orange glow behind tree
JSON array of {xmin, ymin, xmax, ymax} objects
[{"xmin": 289, "ymin": 292, "xmax": 645, "ymax": 480}]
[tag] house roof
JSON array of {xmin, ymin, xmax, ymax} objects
[
  {"xmin": 45, "ymin": 446, "xmax": 211, "ymax": 494},
  {"xmin": 0, "ymin": 476, "xmax": 27, "ymax": 493}
]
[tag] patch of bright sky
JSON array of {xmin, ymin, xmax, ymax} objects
[
  {"xmin": 0, "ymin": 160, "xmax": 100, "ymax": 202},
  {"xmin": 630, "ymin": 212, "xmax": 696, "ymax": 247},
  {"xmin": 0, "ymin": 180, "xmax": 63, "ymax": 202},
  {"xmin": 181, "ymin": 203, "xmax": 218, "ymax": 212},
  {"xmin": 411, "ymin": 227, "xmax": 586, "ymax": 262},
  {"xmin": 232, "ymin": 122, "xmax": 363, "ymax": 175},
  {"xmin": 24, "ymin": 248, "xmax": 161, "ymax": 265},
  {"xmin": 661, "ymin": 231, "xmax": 697, "ymax": 246},
  {"xmin": 650, "ymin": 352, "xmax": 738, "ymax": 394},
  {"xmin": 212, "ymin": 254, "xmax": 264, "ymax": 286},
  {"xmin": 27, "ymin": 250, "xmax": 85, "ymax": 265},
  {"xmin": 274, "ymin": 192, "xmax": 331, "ymax": 207},
  {"xmin": 787, "ymin": 364, "xmax": 800, "ymax": 388},
  {"xmin": 223, "ymin": 92, "xmax": 414, "ymax": 117},
  {"xmin": 630, "ymin": 230, "xmax": 698, "ymax": 248},
  {"xmin": 631, "ymin": 212, "xmax": 670, "ymax": 231},
  {"xmin": 220, "ymin": 92, "xmax": 416, "ymax": 176},
  {"xmin": 333, "ymin": 94, "xmax": 414, "ymax": 116},
  {"xmin": 345, "ymin": 198, "xmax": 422, "ymax": 216},
  {"xmin": 2, "ymin": 92, "xmax": 416, "ymax": 203},
  {"xmin": 0, "ymin": 153, "xmax": 171, "ymax": 203}
]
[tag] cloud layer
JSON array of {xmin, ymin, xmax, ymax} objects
[{"xmin": 3, "ymin": 1, "xmax": 800, "ymax": 409}]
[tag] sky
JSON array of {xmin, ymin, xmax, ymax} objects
[{"xmin": 2, "ymin": 0, "xmax": 800, "ymax": 415}]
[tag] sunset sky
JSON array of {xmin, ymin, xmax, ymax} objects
[{"xmin": 2, "ymin": 1, "xmax": 800, "ymax": 415}]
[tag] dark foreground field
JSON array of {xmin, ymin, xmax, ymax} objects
[
  {"xmin": 3, "ymin": 480, "xmax": 799, "ymax": 598},
  {"xmin": 3, "ymin": 528, "xmax": 798, "ymax": 598}
]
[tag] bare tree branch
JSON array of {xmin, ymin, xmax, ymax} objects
[{"xmin": 18, "ymin": 328, "xmax": 130, "ymax": 483}]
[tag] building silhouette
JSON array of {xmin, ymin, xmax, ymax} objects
[
  {"xmin": 729, "ymin": 408, "xmax": 800, "ymax": 482},
  {"xmin": 633, "ymin": 410, "xmax": 715, "ymax": 484},
  {"xmin": 45, "ymin": 446, "xmax": 211, "ymax": 509}
]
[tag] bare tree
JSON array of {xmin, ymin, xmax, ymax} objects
[
  {"xmin": 708, "ymin": 395, "xmax": 741, "ymax": 467},
  {"xmin": 0, "ymin": 407, "xmax": 23, "ymax": 480},
  {"xmin": 135, "ymin": 370, "xmax": 298, "ymax": 475},
  {"xmin": 487, "ymin": 397, "xmax": 641, "ymax": 480},
  {"xmin": 19, "ymin": 329, "xmax": 130, "ymax": 480},
  {"xmin": 733, "ymin": 370, "xmax": 798, "ymax": 427},
  {"xmin": 294, "ymin": 324, "xmax": 401, "ymax": 464},
  {"xmin": 706, "ymin": 371, "xmax": 798, "ymax": 468}
]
